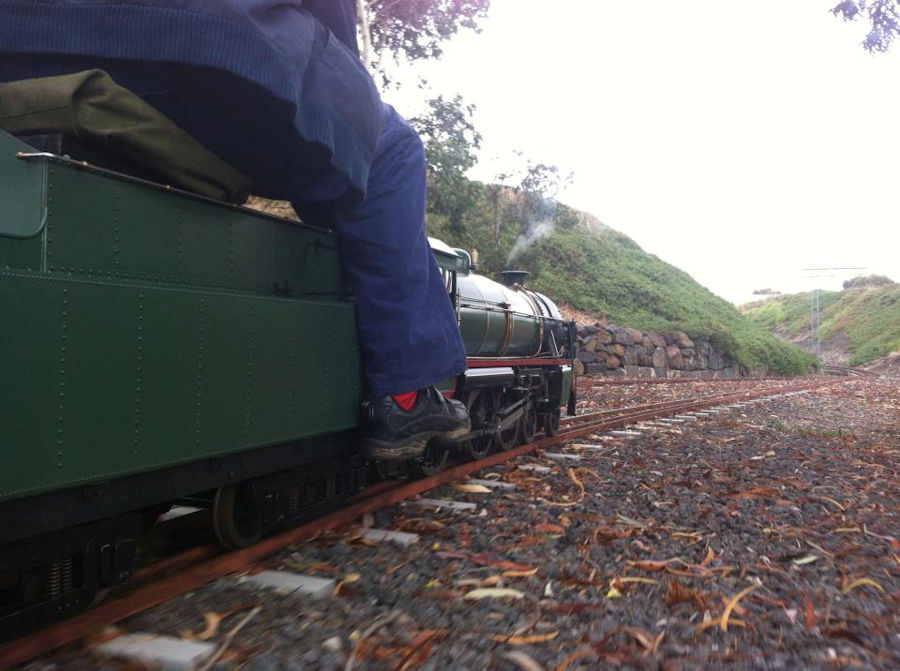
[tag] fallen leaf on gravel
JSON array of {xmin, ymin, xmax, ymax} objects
[
  {"xmin": 626, "ymin": 559, "xmax": 678, "ymax": 572},
  {"xmin": 456, "ymin": 576, "xmax": 502, "ymax": 588},
  {"xmin": 809, "ymin": 495, "xmax": 845, "ymax": 510},
  {"xmin": 451, "ymin": 483, "xmax": 492, "ymax": 494},
  {"xmin": 792, "ymin": 555, "xmax": 820, "ymax": 566},
  {"xmin": 616, "ymin": 626, "xmax": 665, "ymax": 655},
  {"xmin": 182, "ymin": 602, "xmax": 258, "ymax": 641},
  {"xmin": 695, "ymin": 617, "xmax": 749, "ymax": 632},
  {"xmin": 195, "ymin": 613, "xmax": 222, "ymax": 641},
  {"xmin": 670, "ymin": 531, "xmax": 703, "ymax": 540},
  {"xmin": 617, "ymin": 576, "xmax": 661, "ymax": 586},
  {"xmin": 489, "ymin": 631, "xmax": 559, "ymax": 645},
  {"xmin": 333, "ymin": 572, "xmax": 360, "ymax": 596},
  {"xmin": 502, "ymin": 650, "xmax": 545, "ymax": 671},
  {"xmin": 502, "ymin": 568, "xmax": 539, "ymax": 578},
  {"xmin": 731, "ymin": 486, "xmax": 780, "ymax": 499},
  {"xmin": 720, "ymin": 585, "xmax": 757, "ymax": 631},
  {"xmin": 535, "ymin": 523, "xmax": 566, "ymax": 534},
  {"xmin": 593, "ymin": 525, "xmax": 631, "ymax": 542},
  {"xmin": 663, "ymin": 579, "xmax": 695, "ymax": 606},
  {"xmin": 616, "ymin": 513, "xmax": 648, "ymax": 528},
  {"xmin": 803, "ymin": 591, "xmax": 816, "ymax": 631},
  {"xmin": 394, "ymin": 630, "xmax": 449, "ymax": 671},
  {"xmin": 841, "ymin": 577, "xmax": 885, "ymax": 594},
  {"xmin": 435, "ymin": 551, "xmax": 533, "ymax": 572},
  {"xmin": 555, "ymin": 648, "xmax": 595, "ymax": 671},
  {"xmin": 464, "ymin": 587, "xmax": 525, "ymax": 600}
]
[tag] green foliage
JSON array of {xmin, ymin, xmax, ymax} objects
[
  {"xmin": 366, "ymin": 0, "xmax": 490, "ymax": 69},
  {"xmin": 741, "ymin": 291, "xmax": 841, "ymax": 335},
  {"xmin": 843, "ymin": 274, "xmax": 895, "ymax": 289},
  {"xmin": 742, "ymin": 280, "xmax": 900, "ymax": 365},
  {"xmin": 821, "ymin": 283, "xmax": 900, "ymax": 364},
  {"xmin": 411, "ymin": 95, "xmax": 482, "ymax": 232}
]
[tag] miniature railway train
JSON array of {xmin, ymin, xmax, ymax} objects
[{"xmin": 0, "ymin": 128, "xmax": 575, "ymax": 636}]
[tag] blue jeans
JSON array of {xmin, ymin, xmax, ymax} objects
[{"xmin": 308, "ymin": 104, "xmax": 467, "ymax": 397}]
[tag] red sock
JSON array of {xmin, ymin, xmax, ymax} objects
[{"xmin": 392, "ymin": 390, "xmax": 418, "ymax": 411}]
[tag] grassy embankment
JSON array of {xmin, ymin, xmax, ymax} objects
[
  {"xmin": 741, "ymin": 277, "xmax": 900, "ymax": 365},
  {"xmin": 427, "ymin": 191, "xmax": 816, "ymax": 376}
]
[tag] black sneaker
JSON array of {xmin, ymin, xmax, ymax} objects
[{"xmin": 361, "ymin": 387, "xmax": 471, "ymax": 461}]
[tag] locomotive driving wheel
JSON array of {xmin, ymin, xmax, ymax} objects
[
  {"xmin": 213, "ymin": 483, "xmax": 263, "ymax": 549},
  {"xmin": 463, "ymin": 389, "xmax": 496, "ymax": 460},
  {"xmin": 520, "ymin": 401, "xmax": 538, "ymax": 444},
  {"xmin": 494, "ymin": 392, "xmax": 523, "ymax": 451}
]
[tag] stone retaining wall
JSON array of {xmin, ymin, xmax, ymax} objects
[{"xmin": 575, "ymin": 324, "xmax": 744, "ymax": 379}]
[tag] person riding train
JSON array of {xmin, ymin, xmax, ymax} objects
[{"xmin": 0, "ymin": 0, "xmax": 470, "ymax": 460}]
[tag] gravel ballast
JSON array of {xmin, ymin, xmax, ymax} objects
[{"xmin": 26, "ymin": 377, "xmax": 899, "ymax": 670}]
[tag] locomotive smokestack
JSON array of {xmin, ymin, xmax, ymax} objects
[{"xmin": 500, "ymin": 270, "xmax": 530, "ymax": 287}]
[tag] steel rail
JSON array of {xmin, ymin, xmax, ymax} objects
[
  {"xmin": 567, "ymin": 379, "xmax": 824, "ymax": 426},
  {"xmin": 0, "ymin": 376, "xmax": 843, "ymax": 669}
]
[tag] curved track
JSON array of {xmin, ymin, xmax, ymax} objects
[{"xmin": 0, "ymin": 376, "xmax": 845, "ymax": 668}]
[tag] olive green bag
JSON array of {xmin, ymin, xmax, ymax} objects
[{"xmin": 0, "ymin": 69, "xmax": 252, "ymax": 203}]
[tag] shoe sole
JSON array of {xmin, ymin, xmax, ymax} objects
[{"xmin": 362, "ymin": 422, "xmax": 471, "ymax": 462}]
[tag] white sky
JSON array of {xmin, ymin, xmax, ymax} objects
[{"xmin": 389, "ymin": 0, "xmax": 900, "ymax": 304}]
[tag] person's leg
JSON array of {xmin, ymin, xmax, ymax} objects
[
  {"xmin": 334, "ymin": 104, "xmax": 466, "ymax": 396},
  {"xmin": 333, "ymin": 104, "xmax": 469, "ymax": 459}
]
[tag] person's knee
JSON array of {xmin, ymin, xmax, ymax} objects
[{"xmin": 379, "ymin": 105, "xmax": 425, "ymax": 169}]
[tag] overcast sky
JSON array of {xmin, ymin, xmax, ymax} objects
[{"xmin": 390, "ymin": 0, "xmax": 900, "ymax": 305}]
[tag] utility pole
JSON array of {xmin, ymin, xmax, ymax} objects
[
  {"xmin": 800, "ymin": 267, "xmax": 866, "ymax": 361},
  {"xmin": 810, "ymin": 288, "xmax": 820, "ymax": 357}
]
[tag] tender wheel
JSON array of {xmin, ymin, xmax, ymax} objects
[
  {"xmin": 520, "ymin": 402, "xmax": 538, "ymax": 444},
  {"xmin": 411, "ymin": 441, "xmax": 451, "ymax": 477},
  {"xmin": 213, "ymin": 484, "xmax": 263, "ymax": 549},
  {"xmin": 463, "ymin": 389, "xmax": 496, "ymax": 460},
  {"xmin": 543, "ymin": 410, "xmax": 561, "ymax": 437}
]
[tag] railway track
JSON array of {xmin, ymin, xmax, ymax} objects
[
  {"xmin": 0, "ymin": 376, "xmax": 844, "ymax": 668},
  {"xmin": 824, "ymin": 365, "xmax": 877, "ymax": 377}
]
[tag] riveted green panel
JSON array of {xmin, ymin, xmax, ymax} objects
[
  {"xmin": 0, "ymin": 272, "xmax": 360, "ymax": 501},
  {"xmin": 1, "ymin": 147, "xmax": 362, "ymax": 503},
  {"xmin": 0, "ymin": 131, "xmax": 47, "ymax": 239},
  {"xmin": 43, "ymin": 164, "xmax": 342, "ymax": 295},
  {"xmin": 0, "ymin": 231, "xmax": 43, "ymax": 271}
]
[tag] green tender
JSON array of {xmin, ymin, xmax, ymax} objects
[{"xmin": 0, "ymin": 131, "xmax": 361, "ymax": 502}]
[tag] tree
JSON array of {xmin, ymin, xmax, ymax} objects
[
  {"xmin": 832, "ymin": 1, "xmax": 900, "ymax": 52},
  {"xmin": 410, "ymin": 94, "xmax": 482, "ymax": 232},
  {"xmin": 359, "ymin": 0, "xmax": 491, "ymax": 72}
]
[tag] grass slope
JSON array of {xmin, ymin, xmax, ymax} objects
[
  {"xmin": 742, "ymin": 280, "xmax": 900, "ymax": 365},
  {"xmin": 427, "ymin": 192, "xmax": 815, "ymax": 375}
]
